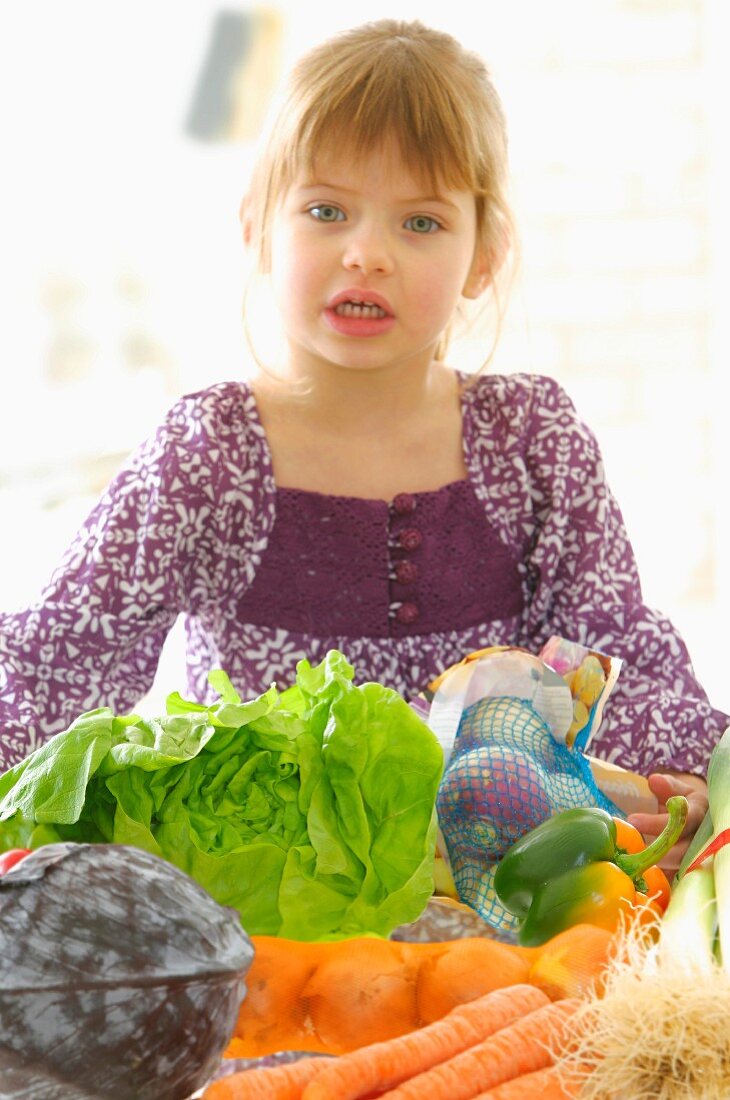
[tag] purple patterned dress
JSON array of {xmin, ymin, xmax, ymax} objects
[{"xmin": 0, "ymin": 372, "xmax": 726, "ymax": 773}]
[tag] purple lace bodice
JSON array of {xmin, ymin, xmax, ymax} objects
[
  {"xmin": 0, "ymin": 371, "xmax": 726, "ymax": 775},
  {"xmin": 236, "ymin": 480, "xmax": 524, "ymax": 637}
]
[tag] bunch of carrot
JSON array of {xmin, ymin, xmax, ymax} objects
[
  {"xmin": 223, "ymin": 924, "xmax": 613, "ymax": 1059},
  {"xmin": 201, "ymin": 983, "xmax": 588, "ymax": 1099}
]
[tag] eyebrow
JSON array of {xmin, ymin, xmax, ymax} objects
[{"xmin": 295, "ymin": 181, "xmax": 460, "ymax": 209}]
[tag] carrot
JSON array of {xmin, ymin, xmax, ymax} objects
[
  {"xmin": 375, "ymin": 997, "xmax": 581, "ymax": 1100},
  {"xmin": 201, "ymin": 1055, "xmax": 332, "ymax": 1100},
  {"xmin": 471, "ymin": 1062, "xmax": 588, "ymax": 1098},
  {"xmin": 302, "ymin": 983, "xmax": 550, "ymax": 1100}
]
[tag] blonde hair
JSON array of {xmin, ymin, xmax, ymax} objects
[{"xmin": 244, "ymin": 19, "xmax": 515, "ymax": 366}]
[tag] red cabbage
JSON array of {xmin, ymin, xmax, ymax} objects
[{"xmin": 0, "ymin": 843, "xmax": 253, "ymax": 1099}]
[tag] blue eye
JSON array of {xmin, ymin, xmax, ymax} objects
[
  {"xmin": 308, "ymin": 204, "xmax": 345, "ymax": 222},
  {"xmin": 405, "ymin": 215, "xmax": 441, "ymax": 234}
]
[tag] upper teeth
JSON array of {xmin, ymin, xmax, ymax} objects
[{"xmin": 335, "ymin": 300, "xmax": 386, "ymax": 318}]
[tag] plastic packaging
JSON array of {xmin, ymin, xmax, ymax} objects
[{"xmin": 424, "ymin": 642, "xmax": 624, "ymax": 935}]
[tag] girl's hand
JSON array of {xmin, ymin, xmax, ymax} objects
[{"xmin": 627, "ymin": 771, "xmax": 708, "ymax": 879}]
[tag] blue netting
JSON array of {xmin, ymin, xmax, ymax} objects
[{"xmin": 436, "ymin": 694, "xmax": 622, "ymax": 936}]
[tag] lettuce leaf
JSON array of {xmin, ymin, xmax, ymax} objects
[{"xmin": 0, "ymin": 652, "xmax": 443, "ymax": 940}]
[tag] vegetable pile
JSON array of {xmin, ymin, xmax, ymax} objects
[
  {"xmin": 0, "ymin": 842, "xmax": 253, "ymax": 1100},
  {"xmin": 0, "ymin": 652, "xmax": 443, "ymax": 940}
]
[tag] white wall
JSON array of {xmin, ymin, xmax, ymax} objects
[{"xmin": 1, "ymin": 0, "xmax": 727, "ymax": 714}]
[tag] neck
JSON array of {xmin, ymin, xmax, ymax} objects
[{"xmin": 254, "ymin": 356, "xmax": 458, "ymax": 432}]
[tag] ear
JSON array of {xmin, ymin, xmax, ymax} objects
[
  {"xmin": 462, "ymin": 246, "xmax": 493, "ymax": 300},
  {"xmin": 463, "ymin": 223, "xmax": 512, "ymax": 299},
  {"xmin": 239, "ymin": 192, "xmax": 253, "ymax": 248}
]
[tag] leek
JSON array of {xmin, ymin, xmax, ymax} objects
[
  {"xmin": 706, "ymin": 724, "xmax": 730, "ymax": 967},
  {"xmin": 676, "ymin": 804, "xmax": 713, "ymax": 879},
  {"xmin": 659, "ymin": 862, "xmax": 717, "ymax": 973}
]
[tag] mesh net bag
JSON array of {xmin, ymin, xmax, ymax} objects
[{"xmin": 436, "ymin": 693, "xmax": 622, "ymax": 938}]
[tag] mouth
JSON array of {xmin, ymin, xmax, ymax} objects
[
  {"xmin": 328, "ymin": 291, "xmax": 394, "ymax": 318},
  {"xmin": 334, "ymin": 300, "xmax": 388, "ymax": 319},
  {"xmin": 324, "ymin": 290, "xmax": 396, "ymax": 338}
]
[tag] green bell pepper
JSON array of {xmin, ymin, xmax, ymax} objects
[{"xmin": 494, "ymin": 796, "xmax": 688, "ymax": 946}]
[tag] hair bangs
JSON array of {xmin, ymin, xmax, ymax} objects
[{"xmin": 288, "ymin": 50, "xmax": 487, "ymax": 199}]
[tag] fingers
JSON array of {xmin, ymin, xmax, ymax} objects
[
  {"xmin": 626, "ymin": 770, "xmax": 709, "ymax": 878},
  {"xmin": 646, "ymin": 772, "xmax": 676, "ymax": 803},
  {"xmin": 657, "ymin": 838, "xmax": 688, "ymax": 878},
  {"xmin": 685, "ymin": 797, "xmax": 708, "ymax": 835},
  {"xmin": 646, "ymin": 771, "xmax": 696, "ymax": 803},
  {"xmin": 631, "ymin": 772, "xmax": 708, "ymax": 833},
  {"xmin": 628, "ymin": 801, "xmax": 705, "ymax": 843},
  {"xmin": 627, "ymin": 809, "xmax": 669, "ymax": 839}
]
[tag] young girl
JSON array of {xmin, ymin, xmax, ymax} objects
[{"xmin": 0, "ymin": 20, "xmax": 724, "ymax": 863}]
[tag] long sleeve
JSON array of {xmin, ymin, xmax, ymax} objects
[
  {"xmin": 516, "ymin": 376, "xmax": 727, "ymax": 776},
  {"xmin": 0, "ymin": 394, "xmax": 218, "ymax": 770}
]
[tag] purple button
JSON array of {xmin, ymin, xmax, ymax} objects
[
  {"xmin": 395, "ymin": 560, "xmax": 419, "ymax": 584},
  {"xmin": 398, "ymin": 528, "xmax": 422, "ymax": 551},
  {"xmin": 392, "ymin": 492, "xmax": 417, "ymax": 515},
  {"xmin": 395, "ymin": 601, "xmax": 420, "ymax": 624}
]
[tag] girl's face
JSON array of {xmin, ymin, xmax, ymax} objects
[{"xmin": 266, "ymin": 139, "xmax": 487, "ymax": 382}]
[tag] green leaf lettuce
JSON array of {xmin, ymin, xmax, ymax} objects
[{"xmin": 0, "ymin": 651, "xmax": 443, "ymax": 940}]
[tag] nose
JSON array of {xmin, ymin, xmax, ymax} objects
[{"xmin": 341, "ymin": 222, "xmax": 394, "ymax": 277}]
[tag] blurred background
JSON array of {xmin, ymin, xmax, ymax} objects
[{"xmin": 1, "ymin": 0, "xmax": 728, "ymax": 715}]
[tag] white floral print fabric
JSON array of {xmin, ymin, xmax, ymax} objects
[{"xmin": 0, "ymin": 372, "xmax": 725, "ymax": 774}]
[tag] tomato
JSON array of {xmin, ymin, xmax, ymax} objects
[{"xmin": 0, "ymin": 848, "xmax": 32, "ymax": 875}]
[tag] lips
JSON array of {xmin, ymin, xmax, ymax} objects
[{"xmin": 324, "ymin": 290, "xmax": 396, "ymax": 338}]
